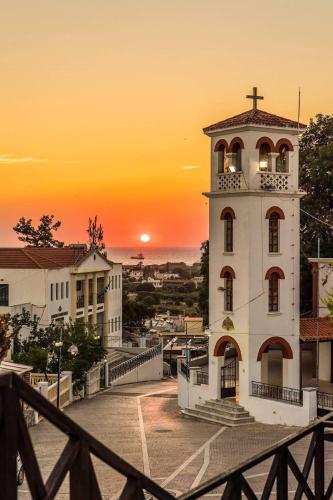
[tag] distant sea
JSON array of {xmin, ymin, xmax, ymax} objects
[{"xmin": 106, "ymin": 247, "xmax": 201, "ymax": 265}]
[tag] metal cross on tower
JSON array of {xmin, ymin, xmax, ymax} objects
[{"xmin": 246, "ymin": 87, "xmax": 264, "ymax": 110}]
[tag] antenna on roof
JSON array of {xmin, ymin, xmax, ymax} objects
[{"xmin": 297, "ymin": 87, "xmax": 301, "ymax": 133}]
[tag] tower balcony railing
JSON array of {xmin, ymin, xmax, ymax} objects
[
  {"xmin": 257, "ymin": 171, "xmax": 290, "ymax": 192},
  {"xmin": 217, "ymin": 171, "xmax": 245, "ymax": 191}
]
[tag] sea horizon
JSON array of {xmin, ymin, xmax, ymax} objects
[{"xmin": 106, "ymin": 246, "xmax": 202, "ymax": 266}]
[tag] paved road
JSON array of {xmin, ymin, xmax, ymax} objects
[{"xmin": 19, "ymin": 379, "xmax": 333, "ymax": 498}]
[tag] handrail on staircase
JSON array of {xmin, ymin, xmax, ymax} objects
[{"xmin": 108, "ymin": 342, "xmax": 162, "ymax": 383}]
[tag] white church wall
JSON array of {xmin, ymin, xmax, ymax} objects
[
  {"xmin": 244, "ymin": 388, "xmax": 317, "ymax": 427},
  {"xmin": 319, "ymin": 342, "xmax": 331, "ymax": 381}
]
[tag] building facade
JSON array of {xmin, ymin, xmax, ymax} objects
[{"xmin": 0, "ymin": 247, "xmax": 122, "ymax": 348}]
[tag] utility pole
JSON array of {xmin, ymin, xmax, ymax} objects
[{"xmin": 316, "ymin": 238, "xmax": 320, "ymax": 392}]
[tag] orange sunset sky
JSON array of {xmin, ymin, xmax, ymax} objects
[{"xmin": 1, "ymin": 0, "xmax": 333, "ymax": 248}]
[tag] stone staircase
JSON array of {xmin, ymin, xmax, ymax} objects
[{"xmin": 181, "ymin": 398, "xmax": 255, "ymax": 427}]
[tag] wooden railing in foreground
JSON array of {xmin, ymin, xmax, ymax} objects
[
  {"xmin": 178, "ymin": 412, "xmax": 333, "ymax": 500},
  {"xmin": 2, "ymin": 370, "xmax": 333, "ymax": 499},
  {"xmin": 0, "ymin": 372, "xmax": 173, "ymax": 500}
]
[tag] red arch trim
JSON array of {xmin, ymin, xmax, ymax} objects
[
  {"xmin": 257, "ymin": 336, "xmax": 293, "ymax": 361},
  {"xmin": 265, "ymin": 206, "xmax": 285, "ymax": 219},
  {"xmin": 221, "ymin": 207, "xmax": 236, "ymax": 220},
  {"xmin": 228, "ymin": 137, "xmax": 244, "ymax": 153},
  {"xmin": 214, "ymin": 139, "xmax": 229, "ymax": 152},
  {"xmin": 255, "ymin": 137, "xmax": 276, "ymax": 152},
  {"xmin": 214, "ymin": 335, "xmax": 243, "ymax": 360},
  {"xmin": 220, "ymin": 266, "xmax": 236, "ymax": 279},
  {"xmin": 276, "ymin": 138, "xmax": 294, "ymax": 152},
  {"xmin": 265, "ymin": 267, "xmax": 285, "ymax": 280}
]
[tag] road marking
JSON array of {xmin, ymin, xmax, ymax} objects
[
  {"xmin": 190, "ymin": 444, "xmax": 210, "ymax": 489},
  {"xmin": 162, "ymin": 426, "xmax": 226, "ymax": 488}
]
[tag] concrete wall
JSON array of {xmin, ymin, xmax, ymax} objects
[
  {"xmin": 244, "ymin": 388, "xmax": 317, "ymax": 427},
  {"xmin": 111, "ymin": 353, "xmax": 163, "ymax": 387},
  {"xmin": 319, "ymin": 342, "xmax": 331, "ymax": 381}
]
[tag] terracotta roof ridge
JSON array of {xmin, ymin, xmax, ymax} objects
[
  {"xmin": 26, "ymin": 251, "xmax": 63, "ymax": 268},
  {"xmin": 20, "ymin": 248, "xmax": 43, "ymax": 269}
]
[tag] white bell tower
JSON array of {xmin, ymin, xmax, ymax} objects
[{"xmin": 204, "ymin": 88, "xmax": 306, "ymax": 412}]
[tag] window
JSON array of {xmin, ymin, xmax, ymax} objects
[
  {"xmin": 220, "ymin": 266, "xmax": 235, "ymax": 312},
  {"xmin": 224, "ymin": 273, "xmax": 233, "ymax": 312},
  {"xmin": 266, "ymin": 207, "xmax": 284, "ymax": 253},
  {"xmin": 76, "ymin": 280, "xmax": 82, "ymax": 292},
  {"xmin": 224, "ymin": 214, "xmax": 233, "ymax": 252},
  {"xmin": 217, "ymin": 145, "xmax": 226, "ymax": 173},
  {"xmin": 50, "ymin": 284, "xmax": 54, "ymax": 302},
  {"xmin": 66, "ymin": 281, "xmax": 69, "ymax": 298},
  {"xmin": 111, "ymin": 276, "xmax": 114, "ymax": 289},
  {"xmin": 56, "ymin": 283, "xmax": 59, "ymax": 300},
  {"xmin": 265, "ymin": 267, "xmax": 285, "ymax": 313},
  {"xmin": 259, "ymin": 143, "xmax": 271, "ymax": 171},
  {"xmin": 276, "ymin": 144, "xmax": 288, "ymax": 172},
  {"xmin": 232, "ymin": 142, "xmax": 242, "ymax": 172},
  {"xmin": 221, "ymin": 207, "xmax": 235, "ymax": 253},
  {"xmin": 269, "ymin": 273, "xmax": 279, "ymax": 312},
  {"xmin": 111, "ymin": 319, "xmax": 114, "ymax": 332},
  {"xmin": 0, "ymin": 284, "xmax": 9, "ymax": 306},
  {"xmin": 269, "ymin": 213, "xmax": 279, "ymax": 252},
  {"xmin": 275, "ymin": 139, "xmax": 293, "ymax": 173},
  {"xmin": 61, "ymin": 282, "xmax": 64, "ymax": 300},
  {"xmin": 115, "ymin": 275, "xmax": 118, "ymax": 289}
]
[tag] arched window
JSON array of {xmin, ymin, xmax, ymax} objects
[
  {"xmin": 269, "ymin": 273, "xmax": 279, "ymax": 312},
  {"xmin": 232, "ymin": 142, "xmax": 242, "ymax": 172},
  {"xmin": 214, "ymin": 139, "xmax": 228, "ymax": 174},
  {"xmin": 221, "ymin": 267, "xmax": 235, "ymax": 312},
  {"xmin": 221, "ymin": 208, "xmax": 235, "ymax": 252},
  {"xmin": 266, "ymin": 207, "xmax": 285, "ymax": 253},
  {"xmin": 269, "ymin": 212, "xmax": 279, "ymax": 252},
  {"xmin": 217, "ymin": 144, "xmax": 226, "ymax": 174},
  {"xmin": 225, "ymin": 272, "xmax": 233, "ymax": 312},
  {"xmin": 229, "ymin": 138, "xmax": 244, "ymax": 172},
  {"xmin": 275, "ymin": 139, "xmax": 293, "ymax": 173},
  {"xmin": 224, "ymin": 213, "xmax": 233, "ymax": 252},
  {"xmin": 265, "ymin": 267, "xmax": 285, "ymax": 312},
  {"xmin": 259, "ymin": 143, "xmax": 271, "ymax": 171}
]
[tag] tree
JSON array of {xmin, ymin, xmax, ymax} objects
[
  {"xmin": 299, "ymin": 115, "xmax": 333, "ymax": 313},
  {"xmin": 13, "ymin": 215, "xmax": 64, "ymax": 248},
  {"xmin": 198, "ymin": 240, "xmax": 209, "ymax": 326},
  {"xmin": 12, "ymin": 313, "xmax": 106, "ymax": 390},
  {"xmin": 87, "ymin": 216, "xmax": 106, "ymax": 255},
  {"xmin": 0, "ymin": 309, "xmax": 33, "ymax": 362}
]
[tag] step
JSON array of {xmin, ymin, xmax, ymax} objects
[
  {"xmin": 195, "ymin": 403, "xmax": 250, "ymax": 419},
  {"xmin": 192, "ymin": 407, "xmax": 254, "ymax": 424},
  {"xmin": 181, "ymin": 409, "xmax": 254, "ymax": 427},
  {"xmin": 207, "ymin": 399, "xmax": 246, "ymax": 412}
]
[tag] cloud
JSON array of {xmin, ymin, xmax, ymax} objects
[
  {"xmin": 180, "ymin": 165, "xmax": 200, "ymax": 170},
  {"xmin": 0, "ymin": 154, "xmax": 47, "ymax": 164}
]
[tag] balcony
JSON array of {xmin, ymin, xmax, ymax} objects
[
  {"xmin": 217, "ymin": 171, "xmax": 244, "ymax": 191},
  {"xmin": 258, "ymin": 172, "xmax": 290, "ymax": 191}
]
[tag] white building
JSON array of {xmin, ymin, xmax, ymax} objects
[
  {"xmin": 0, "ymin": 247, "xmax": 122, "ymax": 348},
  {"xmin": 144, "ymin": 277, "xmax": 163, "ymax": 288},
  {"xmin": 129, "ymin": 269, "xmax": 144, "ymax": 281},
  {"xmin": 178, "ymin": 90, "xmax": 323, "ymax": 426}
]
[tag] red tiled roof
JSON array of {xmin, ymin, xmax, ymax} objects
[
  {"xmin": 203, "ymin": 109, "xmax": 307, "ymax": 133},
  {"xmin": 0, "ymin": 247, "xmax": 88, "ymax": 269},
  {"xmin": 300, "ymin": 317, "xmax": 333, "ymax": 342}
]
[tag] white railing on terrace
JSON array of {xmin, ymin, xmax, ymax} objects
[{"xmin": 108, "ymin": 343, "xmax": 162, "ymax": 383}]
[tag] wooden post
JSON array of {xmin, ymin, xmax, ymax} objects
[
  {"xmin": 0, "ymin": 382, "xmax": 19, "ymax": 500},
  {"xmin": 315, "ymin": 424, "xmax": 325, "ymax": 499},
  {"xmin": 276, "ymin": 450, "xmax": 288, "ymax": 500}
]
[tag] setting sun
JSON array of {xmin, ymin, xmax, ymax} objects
[{"xmin": 140, "ymin": 233, "xmax": 151, "ymax": 243}]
